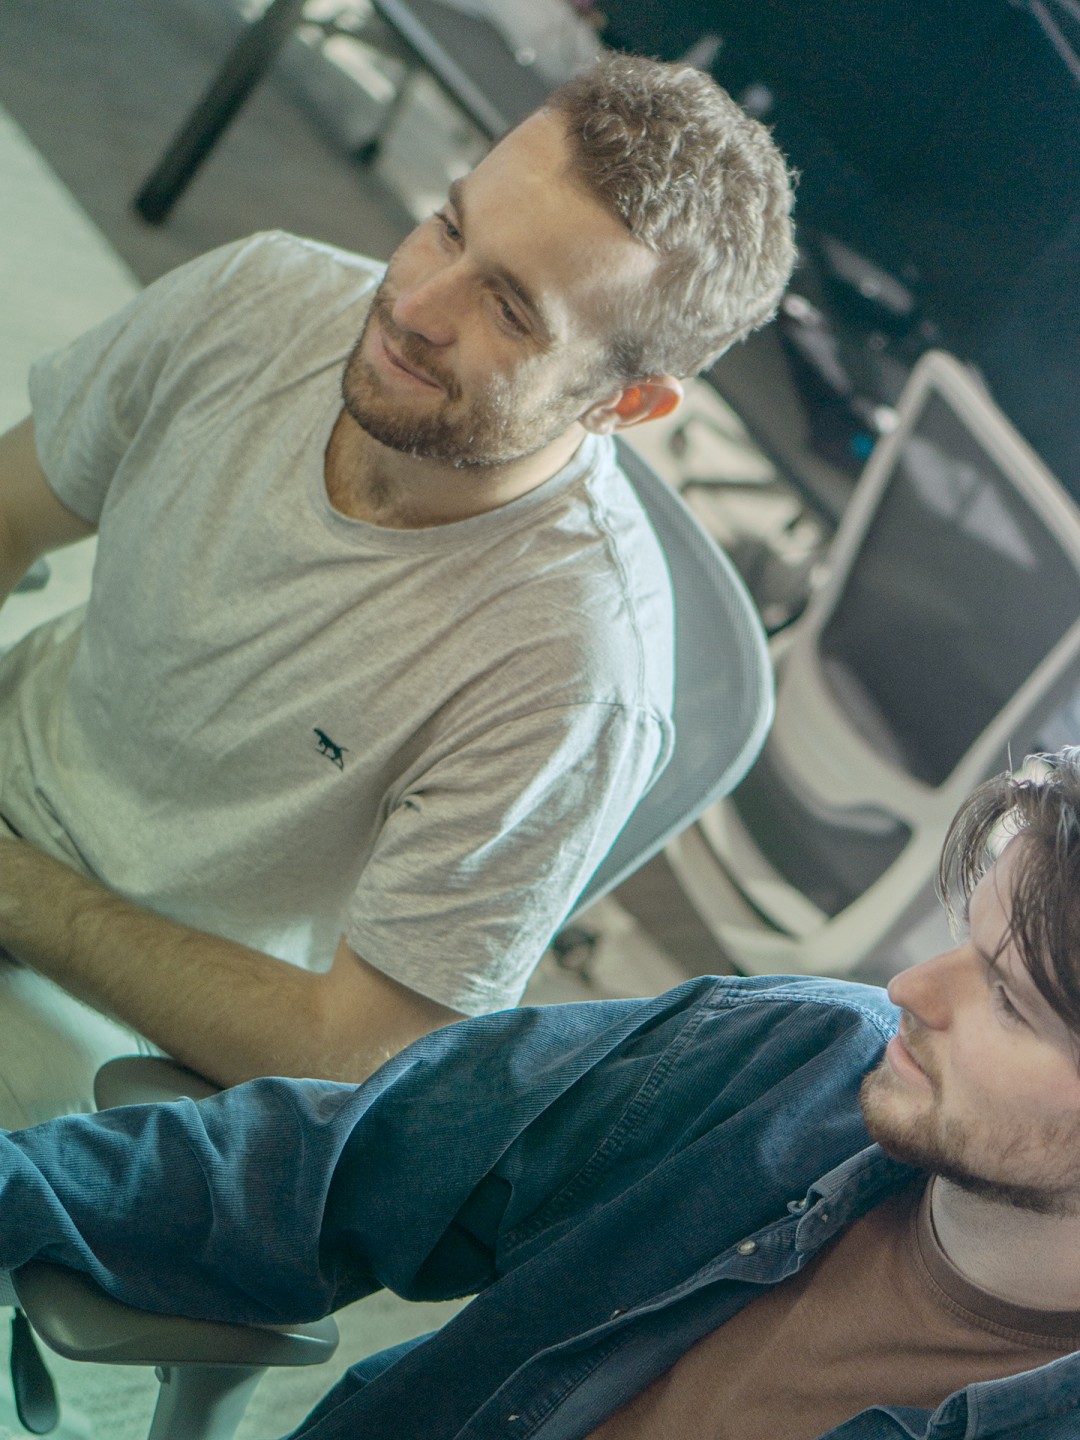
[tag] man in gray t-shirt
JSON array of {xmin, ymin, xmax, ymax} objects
[{"xmin": 0, "ymin": 55, "xmax": 795, "ymax": 1121}]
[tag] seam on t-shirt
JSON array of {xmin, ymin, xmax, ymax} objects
[{"xmin": 580, "ymin": 477, "xmax": 653, "ymax": 701}]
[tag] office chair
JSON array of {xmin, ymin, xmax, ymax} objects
[
  {"xmin": 667, "ymin": 350, "xmax": 1080, "ymax": 980},
  {"xmin": 9, "ymin": 438, "xmax": 772, "ymax": 1439},
  {"xmin": 566, "ymin": 435, "xmax": 774, "ymax": 917},
  {"xmin": 9, "ymin": 1056, "xmax": 339, "ymax": 1440}
]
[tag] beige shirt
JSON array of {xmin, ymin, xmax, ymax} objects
[
  {"xmin": 590, "ymin": 1177, "xmax": 1080, "ymax": 1440},
  {"xmin": 17, "ymin": 231, "xmax": 674, "ymax": 1012}
]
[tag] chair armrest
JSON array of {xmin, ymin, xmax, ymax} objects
[
  {"xmin": 94, "ymin": 1055, "xmax": 220, "ymax": 1108},
  {"xmin": 12, "ymin": 1262, "xmax": 339, "ymax": 1368},
  {"xmin": 22, "ymin": 1055, "xmax": 339, "ymax": 1372}
]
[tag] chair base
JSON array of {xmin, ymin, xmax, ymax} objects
[
  {"xmin": 147, "ymin": 1365, "xmax": 263, "ymax": 1440},
  {"xmin": 0, "ymin": 1371, "xmax": 93, "ymax": 1440}
]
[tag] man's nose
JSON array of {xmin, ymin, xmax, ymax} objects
[
  {"xmin": 391, "ymin": 270, "xmax": 458, "ymax": 348},
  {"xmin": 887, "ymin": 944, "xmax": 967, "ymax": 1030}
]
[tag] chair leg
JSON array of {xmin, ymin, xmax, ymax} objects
[{"xmin": 147, "ymin": 1364, "xmax": 265, "ymax": 1440}]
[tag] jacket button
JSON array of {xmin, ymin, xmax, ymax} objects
[{"xmin": 736, "ymin": 1239, "xmax": 758, "ymax": 1255}]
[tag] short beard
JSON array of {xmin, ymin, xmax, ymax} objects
[
  {"xmin": 340, "ymin": 288, "xmax": 607, "ymax": 470},
  {"xmin": 859, "ymin": 1061, "xmax": 1080, "ymax": 1217}
]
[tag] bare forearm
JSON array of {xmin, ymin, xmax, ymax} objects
[{"xmin": 0, "ymin": 839, "xmax": 457, "ymax": 1087}]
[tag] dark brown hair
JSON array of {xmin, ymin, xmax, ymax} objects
[
  {"xmin": 939, "ymin": 748, "xmax": 1080, "ymax": 1033},
  {"xmin": 544, "ymin": 52, "xmax": 797, "ymax": 380}
]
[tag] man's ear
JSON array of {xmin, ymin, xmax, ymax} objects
[{"xmin": 580, "ymin": 377, "xmax": 684, "ymax": 435}]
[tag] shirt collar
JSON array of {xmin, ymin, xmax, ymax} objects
[{"xmin": 793, "ymin": 1144, "xmax": 919, "ymax": 1250}]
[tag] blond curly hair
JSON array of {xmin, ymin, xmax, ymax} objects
[{"xmin": 546, "ymin": 52, "xmax": 797, "ymax": 379}]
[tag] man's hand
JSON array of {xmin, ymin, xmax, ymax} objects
[{"xmin": 0, "ymin": 837, "xmax": 461, "ymax": 1088}]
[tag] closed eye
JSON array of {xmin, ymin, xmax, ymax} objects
[
  {"xmin": 990, "ymin": 979, "xmax": 1028, "ymax": 1028},
  {"xmin": 495, "ymin": 293, "xmax": 528, "ymax": 334},
  {"xmin": 435, "ymin": 211, "xmax": 462, "ymax": 244}
]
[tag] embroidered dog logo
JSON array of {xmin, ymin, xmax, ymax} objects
[{"xmin": 313, "ymin": 728, "xmax": 347, "ymax": 770}]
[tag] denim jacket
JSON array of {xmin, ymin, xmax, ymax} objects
[{"xmin": 3, "ymin": 974, "xmax": 1080, "ymax": 1439}]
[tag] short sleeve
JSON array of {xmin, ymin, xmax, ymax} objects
[
  {"xmin": 27, "ymin": 235, "xmax": 268, "ymax": 523},
  {"xmin": 344, "ymin": 699, "xmax": 670, "ymax": 1015}
]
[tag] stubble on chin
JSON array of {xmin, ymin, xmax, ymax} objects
[
  {"xmin": 857, "ymin": 1053, "xmax": 948, "ymax": 1172},
  {"xmin": 339, "ymin": 281, "xmax": 609, "ymax": 469},
  {"xmin": 859, "ymin": 1054, "xmax": 1080, "ymax": 1214},
  {"xmin": 339, "ymin": 326, "xmax": 458, "ymax": 463},
  {"xmin": 860, "ymin": 1061, "xmax": 921, "ymax": 1147},
  {"xmin": 338, "ymin": 319, "xmax": 585, "ymax": 471}
]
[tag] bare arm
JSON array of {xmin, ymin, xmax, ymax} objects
[
  {"xmin": 0, "ymin": 421, "xmax": 459, "ymax": 1087},
  {"xmin": 0, "ymin": 417, "xmax": 96, "ymax": 600},
  {"xmin": 0, "ymin": 836, "xmax": 460, "ymax": 1087}
]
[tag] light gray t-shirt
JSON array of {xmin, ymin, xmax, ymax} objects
[{"xmin": 5, "ymin": 231, "xmax": 674, "ymax": 1015}]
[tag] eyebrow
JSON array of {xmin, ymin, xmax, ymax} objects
[{"xmin": 446, "ymin": 179, "xmax": 555, "ymax": 343}]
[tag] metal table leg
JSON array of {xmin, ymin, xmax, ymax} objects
[{"xmin": 133, "ymin": 0, "xmax": 307, "ymax": 224}]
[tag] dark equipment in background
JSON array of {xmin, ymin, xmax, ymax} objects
[
  {"xmin": 667, "ymin": 350, "xmax": 1080, "ymax": 979},
  {"xmin": 598, "ymin": 0, "xmax": 1080, "ymax": 506}
]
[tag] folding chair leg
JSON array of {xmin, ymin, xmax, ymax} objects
[{"xmin": 147, "ymin": 1364, "xmax": 265, "ymax": 1440}]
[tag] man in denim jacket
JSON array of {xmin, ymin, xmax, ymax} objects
[{"xmin": 4, "ymin": 749, "xmax": 1080, "ymax": 1438}]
